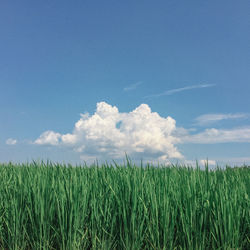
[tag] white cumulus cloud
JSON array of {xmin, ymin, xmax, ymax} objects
[
  {"xmin": 34, "ymin": 102, "xmax": 183, "ymax": 162},
  {"xmin": 34, "ymin": 131, "xmax": 61, "ymax": 145},
  {"xmin": 6, "ymin": 138, "xmax": 17, "ymax": 145},
  {"xmin": 33, "ymin": 102, "xmax": 250, "ymax": 162}
]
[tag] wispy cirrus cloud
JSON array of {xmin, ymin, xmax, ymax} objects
[
  {"xmin": 123, "ymin": 81, "xmax": 142, "ymax": 91},
  {"xmin": 145, "ymin": 83, "xmax": 215, "ymax": 98},
  {"xmin": 195, "ymin": 113, "xmax": 249, "ymax": 126}
]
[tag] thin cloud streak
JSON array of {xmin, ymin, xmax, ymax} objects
[
  {"xmin": 180, "ymin": 127, "xmax": 250, "ymax": 144},
  {"xmin": 123, "ymin": 81, "xmax": 142, "ymax": 91},
  {"xmin": 195, "ymin": 113, "xmax": 249, "ymax": 126},
  {"xmin": 145, "ymin": 84, "xmax": 215, "ymax": 98}
]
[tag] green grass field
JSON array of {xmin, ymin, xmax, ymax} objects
[{"xmin": 0, "ymin": 161, "xmax": 249, "ymax": 249}]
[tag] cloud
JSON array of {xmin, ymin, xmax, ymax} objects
[
  {"xmin": 34, "ymin": 102, "xmax": 183, "ymax": 162},
  {"xmin": 33, "ymin": 102, "xmax": 250, "ymax": 163},
  {"xmin": 181, "ymin": 127, "xmax": 250, "ymax": 144},
  {"xmin": 145, "ymin": 84, "xmax": 215, "ymax": 98},
  {"xmin": 199, "ymin": 159, "xmax": 216, "ymax": 166},
  {"xmin": 195, "ymin": 113, "xmax": 249, "ymax": 125},
  {"xmin": 34, "ymin": 131, "xmax": 61, "ymax": 145},
  {"xmin": 6, "ymin": 138, "xmax": 17, "ymax": 145},
  {"xmin": 123, "ymin": 81, "xmax": 142, "ymax": 91}
]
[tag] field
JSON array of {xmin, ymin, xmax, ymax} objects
[{"xmin": 0, "ymin": 161, "xmax": 249, "ymax": 249}]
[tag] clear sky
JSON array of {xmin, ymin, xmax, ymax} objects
[{"xmin": 1, "ymin": 0, "xmax": 249, "ymax": 166}]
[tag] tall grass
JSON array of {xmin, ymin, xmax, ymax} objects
[{"xmin": 0, "ymin": 161, "xmax": 249, "ymax": 249}]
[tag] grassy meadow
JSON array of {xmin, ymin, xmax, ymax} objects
[{"xmin": 0, "ymin": 161, "xmax": 249, "ymax": 249}]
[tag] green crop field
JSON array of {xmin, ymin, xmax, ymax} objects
[{"xmin": 0, "ymin": 161, "xmax": 249, "ymax": 250}]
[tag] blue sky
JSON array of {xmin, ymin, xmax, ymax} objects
[{"xmin": 1, "ymin": 0, "xmax": 249, "ymax": 166}]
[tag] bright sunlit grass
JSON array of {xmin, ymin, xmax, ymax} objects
[{"xmin": 0, "ymin": 161, "xmax": 249, "ymax": 249}]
